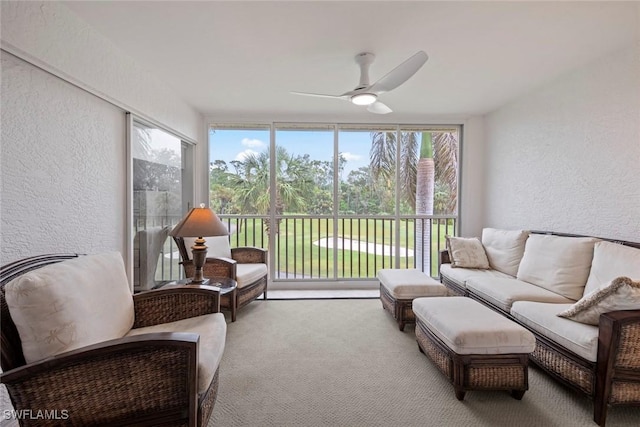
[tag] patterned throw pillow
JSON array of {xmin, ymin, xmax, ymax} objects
[
  {"xmin": 557, "ymin": 277, "xmax": 640, "ymax": 325},
  {"xmin": 446, "ymin": 236, "xmax": 490, "ymax": 269}
]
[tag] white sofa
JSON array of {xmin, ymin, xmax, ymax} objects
[{"xmin": 439, "ymin": 229, "xmax": 640, "ymax": 427}]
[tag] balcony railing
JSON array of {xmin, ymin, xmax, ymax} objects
[
  {"xmin": 220, "ymin": 214, "xmax": 457, "ymax": 280},
  {"xmin": 138, "ymin": 214, "xmax": 457, "ymax": 285}
]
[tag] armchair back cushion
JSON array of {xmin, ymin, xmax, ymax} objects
[
  {"xmin": 516, "ymin": 235, "xmax": 599, "ymax": 300},
  {"xmin": 183, "ymin": 236, "xmax": 232, "ymax": 259},
  {"xmin": 481, "ymin": 228, "xmax": 529, "ymax": 277},
  {"xmin": 583, "ymin": 241, "xmax": 640, "ymax": 295},
  {"xmin": 4, "ymin": 252, "xmax": 134, "ymax": 364}
]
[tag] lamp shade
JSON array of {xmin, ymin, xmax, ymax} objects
[{"xmin": 169, "ymin": 205, "xmax": 228, "ymax": 238}]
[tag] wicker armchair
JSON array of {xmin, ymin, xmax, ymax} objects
[
  {"xmin": 1, "ymin": 253, "xmax": 225, "ymax": 426},
  {"xmin": 174, "ymin": 236, "xmax": 267, "ymax": 321}
]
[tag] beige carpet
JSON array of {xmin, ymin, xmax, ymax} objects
[{"xmin": 211, "ymin": 299, "xmax": 640, "ymax": 427}]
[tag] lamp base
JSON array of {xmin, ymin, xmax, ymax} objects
[{"xmin": 191, "ymin": 238, "xmax": 208, "ymax": 283}]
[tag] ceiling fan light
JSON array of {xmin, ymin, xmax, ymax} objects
[{"xmin": 351, "ymin": 93, "xmax": 377, "ymax": 106}]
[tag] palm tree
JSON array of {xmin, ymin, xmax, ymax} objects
[
  {"xmin": 232, "ymin": 146, "xmax": 310, "ymax": 233},
  {"xmin": 414, "ymin": 132, "xmax": 435, "ymax": 271},
  {"xmin": 370, "ymin": 130, "xmax": 458, "ymax": 273}
]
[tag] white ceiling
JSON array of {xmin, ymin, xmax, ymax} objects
[{"xmin": 62, "ymin": 1, "xmax": 638, "ymax": 122}]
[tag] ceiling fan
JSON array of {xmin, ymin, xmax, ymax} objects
[{"xmin": 291, "ymin": 50, "xmax": 428, "ymax": 114}]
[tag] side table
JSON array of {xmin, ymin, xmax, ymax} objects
[{"xmin": 162, "ymin": 276, "xmax": 238, "ymax": 322}]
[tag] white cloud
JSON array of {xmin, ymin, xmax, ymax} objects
[
  {"xmin": 340, "ymin": 152, "xmax": 362, "ymax": 162},
  {"xmin": 241, "ymin": 138, "xmax": 265, "ymax": 148},
  {"xmin": 235, "ymin": 149, "xmax": 259, "ymax": 161}
]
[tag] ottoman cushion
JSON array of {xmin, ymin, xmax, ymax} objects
[
  {"xmin": 413, "ymin": 297, "xmax": 535, "ymax": 355},
  {"xmin": 378, "ymin": 269, "xmax": 447, "ymax": 299}
]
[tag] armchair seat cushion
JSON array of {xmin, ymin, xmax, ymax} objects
[
  {"xmin": 466, "ymin": 277, "xmax": 575, "ymax": 313},
  {"xmin": 4, "ymin": 252, "xmax": 134, "ymax": 364},
  {"xmin": 127, "ymin": 312, "xmax": 226, "ymax": 395},
  {"xmin": 511, "ymin": 301, "xmax": 599, "ymax": 362},
  {"xmin": 236, "ymin": 263, "xmax": 268, "ymax": 288}
]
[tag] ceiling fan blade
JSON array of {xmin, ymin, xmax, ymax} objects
[
  {"xmin": 367, "ymin": 101, "xmax": 392, "ymax": 115},
  {"xmin": 290, "ymin": 91, "xmax": 345, "ymax": 100},
  {"xmin": 368, "ymin": 51, "xmax": 428, "ymax": 94}
]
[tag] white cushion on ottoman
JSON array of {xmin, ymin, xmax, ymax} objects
[
  {"xmin": 413, "ymin": 297, "xmax": 535, "ymax": 355},
  {"xmin": 378, "ymin": 268, "xmax": 447, "ymax": 299}
]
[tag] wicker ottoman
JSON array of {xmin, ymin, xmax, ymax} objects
[
  {"xmin": 414, "ymin": 297, "xmax": 536, "ymax": 400},
  {"xmin": 378, "ymin": 268, "xmax": 449, "ymax": 331}
]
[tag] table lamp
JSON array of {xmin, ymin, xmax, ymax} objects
[{"xmin": 169, "ymin": 203, "xmax": 228, "ymax": 283}]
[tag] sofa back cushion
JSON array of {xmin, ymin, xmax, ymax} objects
[
  {"xmin": 182, "ymin": 236, "xmax": 232, "ymax": 259},
  {"xmin": 516, "ymin": 234, "xmax": 599, "ymax": 300},
  {"xmin": 583, "ymin": 241, "xmax": 640, "ymax": 295},
  {"xmin": 481, "ymin": 228, "xmax": 529, "ymax": 277},
  {"xmin": 5, "ymin": 252, "xmax": 134, "ymax": 364}
]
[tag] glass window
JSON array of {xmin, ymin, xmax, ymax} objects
[{"xmin": 132, "ymin": 121, "xmax": 191, "ymax": 289}]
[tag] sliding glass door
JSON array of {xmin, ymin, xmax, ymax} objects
[
  {"xmin": 131, "ymin": 120, "xmax": 193, "ymax": 290},
  {"xmin": 209, "ymin": 123, "xmax": 459, "ymax": 284}
]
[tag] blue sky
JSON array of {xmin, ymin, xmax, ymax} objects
[{"xmin": 209, "ymin": 128, "xmax": 375, "ymax": 177}]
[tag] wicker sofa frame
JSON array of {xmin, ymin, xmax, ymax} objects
[
  {"xmin": 174, "ymin": 237, "xmax": 267, "ymax": 321},
  {"xmin": 439, "ymin": 231, "xmax": 640, "ymax": 426},
  {"xmin": 1, "ymin": 254, "xmax": 223, "ymax": 427}
]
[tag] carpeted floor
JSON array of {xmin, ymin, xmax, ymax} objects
[{"xmin": 211, "ymin": 299, "xmax": 640, "ymax": 427}]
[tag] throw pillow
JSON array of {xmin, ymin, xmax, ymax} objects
[
  {"xmin": 557, "ymin": 276, "xmax": 640, "ymax": 325},
  {"xmin": 446, "ymin": 236, "xmax": 490, "ymax": 269}
]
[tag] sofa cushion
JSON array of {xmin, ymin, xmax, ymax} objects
[
  {"xmin": 511, "ymin": 301, "xmax": 599, "ymax": 362},
  {"xmin": 466, "ymin": 277, "xmax": 575, "ymax": 313},
  {"xmin": 558, "ymin": 277, "xmax": 640, "ymax": 325},
  {"xmin": 126, "ymin": 312, "xmax": 226, "ymax": 395},
  {"xmin": 445, "ymin": 236, "xmax": 490, "ymax": 269},
  {"xmin": 235, "ymin": 263, "xmax": 267, "ymax": 288},
  {"xmin": 183, "ymin": 235, "xmax": 232, "ymax": 259},
  {"xmin": 413, "ymin": 297, "xmax": 535, "ymax": 355},
  {"xmin": 439, "ymin": 264, "xmax": 513, "ymax": 289},
  {"xmin": 516, "ymin": 234, "xmax": 599, "ymax": 300},
  {"xmin": 583, "ymin": 241, "xmax": 640, "ymax": 295},
  {"xmin": 481, "ymin": 228, "xmax": 529, "ymax": 277},
  {"xmin": 5, "ymin": 252, "xmax": 134, "ymax": 364},
  {"xmin": 378, "ymin": 269, "xmax": 448, "ymax": 299}
]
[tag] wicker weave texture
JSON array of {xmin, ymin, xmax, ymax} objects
[
  {"xmin": 416, "ymin": 323, "xmax": 452, "ymax": 379},
  {"xmin": 610, "ymin": 380, "xmax": 640, "ymax": 404},
  {"xmin": 6, "ymin": 347, "xmax": 192, "ymax": 426},
  {"xmin": 531, "ymin": 341, "xmax": 593, "ymax": 395},
  {"xmin": 133, "ymin": 290, "xmax": 219, "ymax": 328},
  {"xmin": 237, "ymin": 276, "xmax": 267, "ymax": 308},
  {"xmin": 231, "ymin": 247, "xmax": 267, "ymax": 263},
  {"xmin": 467, "ymin": 366, "xmax": 525, "ymax": 389},
  {"xmin": 199, "ymin": 368, "xmax": 220, "ymax": 426},
  {"xmin": 380, "ymin": 288, "xmax": 394, "ymax": 314},
  {"xmin": 615, "ymin": 323, "xmax": 640, "ymax": 369}
]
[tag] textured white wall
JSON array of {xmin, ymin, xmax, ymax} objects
[
  {"xmin": 0, "ymin": 1, "xmax": 206, "ymax": 263},
  {"xmin": 483, "ymin": 45, "xmax": 640, "ymax": 241},
  {"xmin": 1, "ymin": 52, "xmax": 126, "ymax": 262},
  {"xmin": 0, "ymin": 0, "xmax": 202, "ymax": 142}
]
